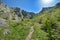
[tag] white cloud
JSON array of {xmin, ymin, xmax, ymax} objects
[
  {"xmin": 41, "ymin": 0, "xmax": 53, "ymax": 4},
  {"xmin": 38, "ymin": 0, "xmax": 54, "ymax": 7}
]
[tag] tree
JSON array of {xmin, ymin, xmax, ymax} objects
[{"xmin": 45, "ymin": 20, "xmax": 52, "ymax": 40}]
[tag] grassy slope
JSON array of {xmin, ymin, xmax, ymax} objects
[{"xmin": 0, "ymin": 6, "xmax": 60, "ymax": 40}]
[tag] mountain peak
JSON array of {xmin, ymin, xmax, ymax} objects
[
  {"xmin": 40, "ymin": 3, "xmax": 60, "ymax": 13},
  {"xmin": 56, "ymin": 2, "xmax": 60, "ymax": 7}
]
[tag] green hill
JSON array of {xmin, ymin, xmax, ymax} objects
[{"xmin": 0, "ymin": 2, "xmax": 60, "ymax": 40}]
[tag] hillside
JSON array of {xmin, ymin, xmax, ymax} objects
[
  {"xmin": 0, "ymin": 2, "xmax": 60, "ymax": 40},
  {"xmin": 31, "ymin": 3, "xmax": 60, "ymax": 40},
  {"xmin": 0, "ymin": 2, "xmax": 35, "ymax": 20}
]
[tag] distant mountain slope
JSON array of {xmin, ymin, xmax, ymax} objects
[
  {"xmin": 12, "ymin": 7, "xmax": 35, "ymax": 19},
  {"xmin": 39, "ymin": 3, "xmax": 60, "ymax": 14},
  {"xmin": 0, "ymin": 2, "xmax": 35, "ymax": 20}
]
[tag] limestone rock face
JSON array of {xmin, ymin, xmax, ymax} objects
[
  {"xmin": 0, "ymin": 18, "xmax": 8, "ymax": 27},
  {"xmin": 0, "ymin": 2, "xmax": 35, "ymax": 21},
  {"xmin": 3, "ymin": 29, "xmax": 11, "ymax": 35}
]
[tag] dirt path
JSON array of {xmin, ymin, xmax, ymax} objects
[{"xmin": 25, "ymin": 26, "xmax": 34, "ymax": 40}]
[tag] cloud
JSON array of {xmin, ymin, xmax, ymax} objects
[{"xmin": 38, "ymin": 0, "xmax": 54, "ymax": 7}]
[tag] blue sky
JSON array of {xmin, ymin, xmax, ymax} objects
[{"xmin": 2, "ymin": 0, "xmax": 60, "ymax": 13}]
